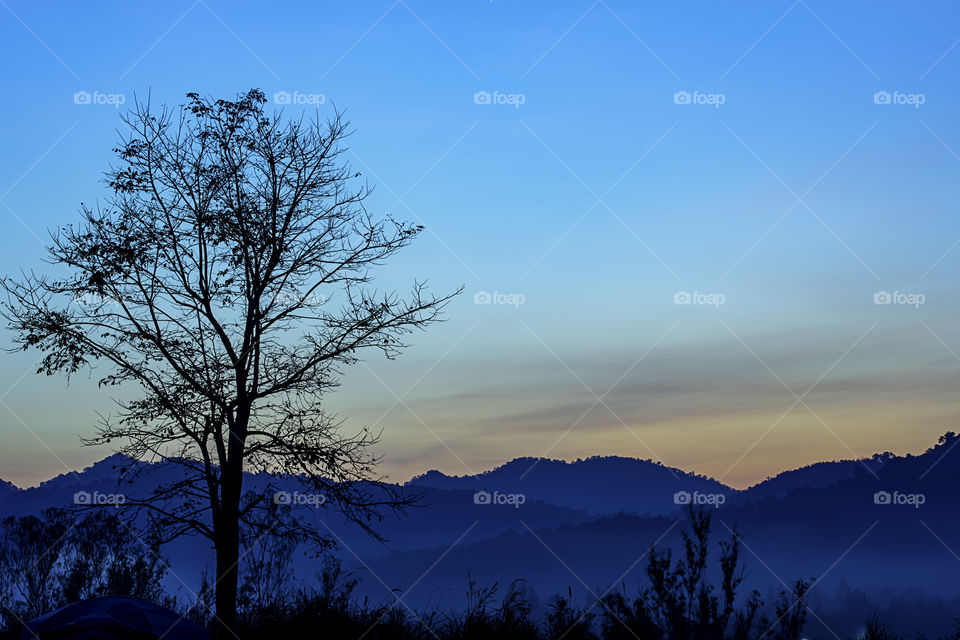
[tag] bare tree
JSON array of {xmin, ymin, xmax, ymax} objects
[{"xmin": 2, "ymin": 89, "xmax": 459, "ymax": 637}]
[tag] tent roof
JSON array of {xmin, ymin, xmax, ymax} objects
[{"xmin": 21, "ymin": 596, "xmax": 208, "ymax": 640}]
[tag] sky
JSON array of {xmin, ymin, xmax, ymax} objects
[{"xmin": 0, "ymin": 0, "xmax": 959, "ymax": 489}]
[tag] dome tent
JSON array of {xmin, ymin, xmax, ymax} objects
[{"xmin": 20, "ymin": 595, "xmax": 209, "ymax": 639}]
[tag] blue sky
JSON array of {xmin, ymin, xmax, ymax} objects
[{"xmin": 1, "ymin": 0, "xmax": 959, "ymax": 488}]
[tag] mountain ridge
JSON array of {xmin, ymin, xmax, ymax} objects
[{"xmin": 0, "ymin": 443, "xmax": 934, "ymax": 500}]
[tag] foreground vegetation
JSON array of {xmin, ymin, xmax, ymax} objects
[{"xmin": 0, "ymin": 507, "xmax": 939, "ymax": 639}]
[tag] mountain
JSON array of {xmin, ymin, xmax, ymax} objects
[
  {"xmin": 0, "ymin": 456, "xmax": 593, "ymax": 560},
  {"xmin": 742, "ymin": 454, "xmax": 892, "ymax": 500},
  {"xmin": 409, "ymin": 455, "xmax": 732, "ymax": 516},
  {"xmin": 365, "ymin": 433, "xmax": 960, "ymax": 613}
]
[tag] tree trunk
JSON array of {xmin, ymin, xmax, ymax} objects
[
  {"xmin": 213, "ymin": 453, "xmax": 244, "ymax": 640},
  {"xmin": 213, "ymin": 401, "xmax": 250, "ymax": 640},
  {"xmin": 213, "ymin": 499, "xmax": 240, "ymax": 639}
]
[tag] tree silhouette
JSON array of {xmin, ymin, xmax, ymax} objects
[{"xmin": 1, "ymin": 89, "xmax": 458, "ymax": 638}]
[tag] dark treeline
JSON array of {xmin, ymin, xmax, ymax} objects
[{"xmin": 0, "ymin": 508, "xmax": 940, "ymax": 640}]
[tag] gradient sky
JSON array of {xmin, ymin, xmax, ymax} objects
[{"xmin": 1, "ymin": 0, "xmax": 959, "ymax": 489}]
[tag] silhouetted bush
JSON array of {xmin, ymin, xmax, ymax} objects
[
  {"xmin": 545, "ymin": 590, "xmax": 598, "ymax": 640},
  {"xmin": 862, "ymin": 610, "xmax": 905, "ymax": 640},
  {"xmin": 441, "ymin": 577, "xmax": 539, "ymax": 640},
  {"xmin": 598, "ymin": 507, "xmax": 808, "ymax": 640}
]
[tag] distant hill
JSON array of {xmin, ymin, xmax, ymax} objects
[
  {"xmin": 409, "ymin": 455, "xmax": 732, "ymax": 515},
  {"xmin": 367, "ymin": 433, "xmax": 960, "ymax": 613},
  {"xmin": 0, "ymin": 454, "xmax": 592, "ymax": 560},
  {"xmin": 741, "ymin": 454, "xmax": 892, "ymax": 500}
]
